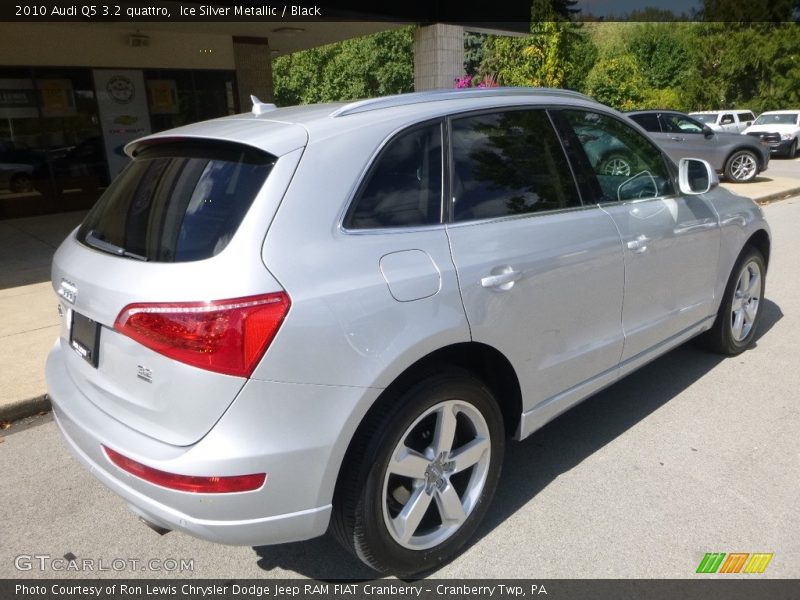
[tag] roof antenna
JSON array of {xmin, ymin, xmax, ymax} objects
[{"xmin": 251, "ymin": 95, "xmax": 277, "ymax": 116}]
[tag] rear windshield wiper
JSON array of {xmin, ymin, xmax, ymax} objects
[{"xmin": 85, "ymin": 230, "xmax": 148, "ymax": 261}]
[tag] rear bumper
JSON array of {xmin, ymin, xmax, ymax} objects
[{"xmin": 46, "ymin": 339, "xmax": 376, "ymax": 546}]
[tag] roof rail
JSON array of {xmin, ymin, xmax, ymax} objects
[{"xmin": 331, "ymin": 87, "xmax": 598, "ymax": 118}]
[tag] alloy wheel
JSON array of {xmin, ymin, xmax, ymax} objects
[
  {"xmin": 382, "ymin": 399, "xmax": 491, "ymax": 550},
  {"xmin": 731, "ymin": 260, "xmax": 762, "ymax": 342},
  {"xmin": 729, "ymin": 153, "xmax": 757, "ymax": 181}
]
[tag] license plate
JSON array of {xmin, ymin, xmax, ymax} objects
[{"xmin": 70, "ymin": 311, "xmax": 100, "ymax": 368}]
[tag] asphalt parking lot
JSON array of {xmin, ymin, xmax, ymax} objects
[{"xmin": 0, "ymin": 195, "xmax": 798, "ymax": 580}]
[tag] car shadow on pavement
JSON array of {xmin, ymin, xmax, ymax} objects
[
  {"xmin": 251, "ymin": 299, "xmax": 783, "ymax": 580},
  {"xmin": 0, "ymin": 210, "xmax": 86, "ymax": 290}
]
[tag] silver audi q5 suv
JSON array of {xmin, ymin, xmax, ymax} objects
[{"xmin": 47, "ymin": 88, "xmax": 770, "ymax": 576}]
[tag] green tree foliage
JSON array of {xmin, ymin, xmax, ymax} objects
[
  {"xmin": 464, "ymin": 32, "xmax": 487, "ymax": 77},
  {"xmin": 699, "ymin": 0, "xmax": 797, "ymax": 22},
  {"xmin": 479, "ymin": 35, "xmax": 541, "ymax": 87},
  {"xmin": 271, "ymin": 1, "xmax": 800, "ymax": 117},
  {"xmin": 272, "ymin": 26, "xmax": 414, "ymax": 106},
  {"xmin": 682, "ymin": 23, "xmax": 800, "ymax": 113},
  {"xmin": 479, "ymin": 0, "xmax": 596, "ymax": 90},
  {"xmin": 584, "ymin": 52, "xmax": 646, "ymax": 110},
  {"xmin": 626, "ymin": 23, "xmax": 690, "ymax": 89}
]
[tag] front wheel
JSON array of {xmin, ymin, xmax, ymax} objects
[
  {"xmin": 332, "ymin": 371, "xmax": 505, "ymax": 576},
  {"xmin": 700, "ymin": 247, "xmax": 766, "ymax": 355},
  {"xmin": 787, "ymin": 139, "xmax": 797, "ymax": 159},
  {"xmin": 724, "ymin": 150, "xmax": 759, "ymax": 182}
]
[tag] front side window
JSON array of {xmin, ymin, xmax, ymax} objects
[
  {"xmin": 344, "ymin": 123, "xmax": 442, "ymax": 229},
  {"xmin": 721, "ymin": 114, "xmax": 735, "ymax": 125},
  {"xmin": 450, "ymin": 110, "xmax": 580, "ymax": 222},
  {"xmin": 561, "ymin": 110, "xmax": 674, "ymax": 202},
  {"xmin": 660, "ymin": 113, "xmax": 705, "ymax": 134}
]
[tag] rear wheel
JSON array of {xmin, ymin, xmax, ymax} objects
[
  {"xmin": 724, "ymin": 150, "xmax": 758, "ymax": 182},
  {"xmin": 700, "ymin": 246, "xmax": 765, "ymax": 355},
  {"xmin": 332, "ymin": 370, "xmax": 504, "ymax": 576},
  {"xmin": 599, "ymin": 154, "xmax": 633, "ymax": 177}
]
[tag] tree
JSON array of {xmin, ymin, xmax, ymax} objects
[
  {"xmin": 464, "ymin": 32, "xmax": 488, "ymax": 77},
  {"xmin": 478, "ymin": 0, "xmax": 596, "ymax": 89},
  {"xmin": 626, "ymin": 23, "xmax": 690, "ymax": 89},
  {"xmin": 272, "ymin": 26, "xmax": 414, "ymax": 106},
  {"xmin": 584, "ymin": 52, "xmax": 646, "ymax": 110}
]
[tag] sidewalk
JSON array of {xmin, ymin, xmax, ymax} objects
[
  {"xmin": 2, "ymin": 175, "xmax": 800, "ymax": 423},
  {"xmin": 0, "ymin": 211, "xmax": 86, "ymax": 422}
]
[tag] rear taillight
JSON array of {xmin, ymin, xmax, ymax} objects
[
  {"xmin": 114, "ymin": 292, "xmax": 290, "ymax": 377},
  {"xmin": 103, "ymin": 446, "xmax": 266, "ymax": 493}
]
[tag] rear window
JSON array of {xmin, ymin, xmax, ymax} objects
[
  {"xmin": 77, "ymin": 140, "xmax": 275, "ymax": 262},
  {"xmin": 629, "ymin": 113, "xmax": 661, "ymax": 132}
]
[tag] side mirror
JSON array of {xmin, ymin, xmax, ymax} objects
[
  {"xmin": 678, "ymin": 158, "xmax": 718, "ymax": 195},
  {"xmin": 703, "ymin": 125, "xmax": 714, "ymax": 138}
]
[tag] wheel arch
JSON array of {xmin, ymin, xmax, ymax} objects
[
  {"xmin": 329, "ymin": 341, "xmax": 521, "ymax": 565},
  {"xmin": 745, "ymin": 228, "xmax": 771, "ymax": 268},
  {"xmin": 331, "ymin": 341, "xmax": 522, "ymax": 498}
]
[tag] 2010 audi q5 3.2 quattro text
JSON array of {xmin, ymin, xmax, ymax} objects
[{"xmin": 46, "ymin": 88, "xmax": 771, "ymax": 576}]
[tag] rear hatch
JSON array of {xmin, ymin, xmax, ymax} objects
[{"xmin": 52, "ymin": 118, "xmax": 306, "ymax": 446}]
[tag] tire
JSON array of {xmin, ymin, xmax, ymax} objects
[
  {"xmin": 699, "ymin": 246, "xmax": 766, "ymax": 355},
  {"xmin": 599, "ymin": 154, "xmax": 633, "ymax": 177},
  {"xmin": 724, "ymin": 150, "xmax": 759, "ymax": 182},
  {"xmin": 9, "ymin": 173, "xmax": 33, "ymax": 193},
  {"xmin": 332, "ymin": 369, "xmax": 505, "ymax": 576},
  {"xmin": 787, "ymin": 139, "xmax": 797, "ymax": 159}
]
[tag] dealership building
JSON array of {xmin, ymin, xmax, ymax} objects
[{"xmin": 0, "ymin": 13, "xmax": 524, "ymax": 220}]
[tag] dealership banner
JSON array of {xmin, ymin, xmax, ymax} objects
[
  {"xmin": 92, "ymin": 69, "xmax": 151, "ymax": 178},
  {"xmin": 0, "ymin": 79, "xmax": 38, "ymax": 119},
  {"xmin": 4, "ymin": 579, "xmax": 800, "ymax": 600}
]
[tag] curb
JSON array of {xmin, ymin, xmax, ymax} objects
[
  {"xmin": 754, "ymin": 187, "xmax": 800, "ymax": 205},
  {"xmin": 0, "ymin": 394, "xmax": 51, "ymax": 424}
]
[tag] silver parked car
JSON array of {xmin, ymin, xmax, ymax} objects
[
  {"xmin": 627, "ymin": 110, "xmax": 770, "ymax": 182},
  {"xmin": 47, "ymin": 88, "xmax": 770, "ymax": 576}
]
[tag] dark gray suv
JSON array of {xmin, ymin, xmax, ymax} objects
[{"xmin": 627, "ymin": 110, "xmax": 770, "ymax": 183}]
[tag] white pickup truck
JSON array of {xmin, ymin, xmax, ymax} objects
[{"xmin": 690, "ymin": 110, "xmax": 756, "ymax": 134}]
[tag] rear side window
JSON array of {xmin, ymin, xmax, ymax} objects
[
  {"xmin": 77, "ymin": 140, "xmax": 274, "ymax": 262},
  {"xmin": 344, "ymin": 122, "xmax": 443, "ymax": 229},
  {"xmin": 629, "ymin": 113, "xmax": 661, "ymax": 132},
  {"xmin": 451, "ymin": 110, "xmax": 580, "ymax": 222}
]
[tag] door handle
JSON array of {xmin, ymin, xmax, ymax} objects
[
  {"xmin": 674, "ymin": 221, "xmax": 716, "ymax": 235},
  {"xmin": 481, "ymin": 267, "xmax": 521, "ymax": 290},
  {"xmin": 626, "ymin": 235, "xmax": 649, "ymax": 254},
  {"xmin": 670, "ymin": 136, "xmax": 684, "ymax": 142}
]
